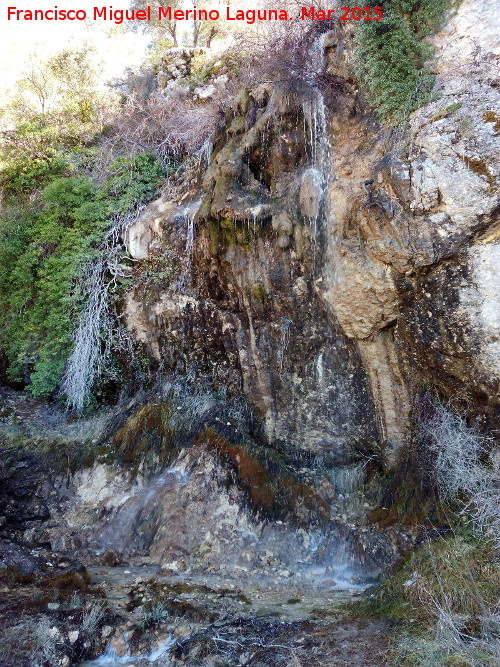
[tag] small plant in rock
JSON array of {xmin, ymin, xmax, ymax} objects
[
  {"xmin": 81, "ymin": 601, "xmax": 105, "ymax": 634},
  {"xmin": 140, "ymin": 602, "xmax": 169, "ymax": 628},
  {"xmin": 32, "ymin": 618, "xmax": 59, "ymax": 665},
  {"xmin": 69, "ymin": 592, "xmax": 83, "ymax": 609},
  {"xmin": 134, "ymin": 248, "xmax": 178, "ymax": 293}
]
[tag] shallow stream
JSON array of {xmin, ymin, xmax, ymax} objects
[{"xmin": 79, "ymin": 566, "xmax": 381, "ymax": 667}]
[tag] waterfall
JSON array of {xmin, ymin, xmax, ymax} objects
[
  {"xmin": 176, "ymin": 197, "xmax": 202, "ymax": 291},
  {"xmin": 301, "ymin": 58, "xmax": 331, "ymax": 269}
]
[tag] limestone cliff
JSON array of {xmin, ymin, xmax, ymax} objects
[{"xmin": 123, "ymin": 0, "xmax": 499, "ymax": 472}]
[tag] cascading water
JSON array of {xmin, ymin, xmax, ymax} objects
[
  {"xmin": 301, "ymin": 35, "xmax": 332, "ymax": 269},
  {"xmin": 69, "ymin": 35, "xmax": 374, "ymax": 667},
  {"xmin": 176, "ymin": 197, "xmax": 202, "ymax": 290},
  {"xmin": 97, "ymin": 466, "xmax": 190, "ymax": 554},
  {"xmin": 80, "ymin": 636, "xmax": 175, "ymax": 666},
  {"xmin": 196, "ymin": 137, "xmax": 212, "ymax": 172}
]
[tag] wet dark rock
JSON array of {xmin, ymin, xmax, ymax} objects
[{"xmin": 0, "ymin": 538, "xmax": 43, "ymax": 576}]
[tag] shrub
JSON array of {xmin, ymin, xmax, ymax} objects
[
  {"xmin": 394, "ymin": 630, "xmax": 500, "ymax": 667},
  {"xmin": 422, "ymin": 398, "xmax": 500, "ymax": 550},
  {"xmin": 356, "ymin": 0, "xmax": 456, "ymax": 123},
  {"xmin": 374, "ymin": 396, "xmax": 500, "ymax": 666},
  {"xmin": 0, "ymin": 152, "xmax": 164, "ymax": 401},
  {"xmin": 371, "ymin": 535, "xmax": 499, "ymax": 625},
  {"xmin": 81, "ymin": 601, "xmax": 105, "ymax": 634}
]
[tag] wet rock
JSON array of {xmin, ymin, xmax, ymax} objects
[
  {"xmin": 68, "ymin": 630, "xmax": 79, "ymax": 644},
  {"xmin": 109, "ymin": 633, "xmax": 128, "ymax": 656},
  {"xmin": 0, "ymin": 538, "xmax": 43, "ymax": 575}
]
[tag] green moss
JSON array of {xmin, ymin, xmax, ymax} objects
[
  {"xmin": 207, "ymin": 218, "xmax": 259, "ymax": 254},
  {"xmin": 251, "ymin": 283, "xmax": 269, "ymax": 306},
  {"xmin": 113, "ymin": 403, "xmax": 176, "ymax": 470},
  {"xmin": 197, "ymin": 428, "xmax": 329, "ymax": 525},
  {"xmin": 83, "ymin": 443, "xmax": 116, "ymax": 468},
  {"xmin": 428, "ymin": 102, "xmax": 462, "ymax": 122}
]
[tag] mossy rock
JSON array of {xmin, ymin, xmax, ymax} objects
[
  {"xmin": 428, "ymin": 102, "xmax": 462, "ymax": 122},
  {"xmin": 113, "ymin": 403, "xmax": 176, "ymax": 471},
  {"xmin": 228, "ymin": 116, "xmax": 247, "ymax": 135},
  {"xmin": 483, "ymin": 110, "xmax": 500, "ymax": 134},
  {"xmin": 251, "ymin": 283, "xmax": 269, "ymax": 306},
  {"xmin": 197, "ymin": 428, "xmax": 329, "ymax": 526}
]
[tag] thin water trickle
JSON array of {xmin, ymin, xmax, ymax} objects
[
  {"xmin": 329, "ymin": 463, "xmax": 366, "ymax": 513},
  {"xmin": 175, "ymin": 197, "xmax": 202, "ymax": 291},
  {"xmin": 301, "ymin": 88, "xmax": 331, "ymax": 270},
  {"xmin": 80, "ymin": 636, "xmax": 174, "ymax": 666},
  {"xmin": 277, "ymin": 317, "xmax": 293, "ymax": 372},
  {"xmin": 97, "ymin": 466, "xmax": 190, "ymax": 553},
  {"xmin": 196, "ymin": 137, "xmax": 212, "ymax": 172}
]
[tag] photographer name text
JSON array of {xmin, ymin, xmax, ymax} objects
[{"xmin": 6, "ymin": 5, "xmax": 383, "ymax": 24}]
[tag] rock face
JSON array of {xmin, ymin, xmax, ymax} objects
[
  {"xmin": 2, "ymin": 0, "xmax": 497, "ymax": 589},
  {"xmin": 125, "ymin": 78, "xmax": 379, "ymax": 465},
  {"xmin": 124, "ymin": 0, "xmax": 499, "ymax": 471}
]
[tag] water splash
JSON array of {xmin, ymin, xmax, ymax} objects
[{"xmin": 80, "ymin": 635, "xmax": 174, "ymax": 666}]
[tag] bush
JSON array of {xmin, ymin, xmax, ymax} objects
[
  {"xmin": 394, "ymin": 630, "xmax": 500, "ymax": 667},
  {"xmin": 371, "ymin": 535, "xmax": 499, "ymax": 625},
  {"xmin": 356, "ymin": 0, "xmax": 455, "ymax": 123},
  {"xmin": 0, "ymin": 152, "xmax": 164, "ymax": 400},
  {"xmin": 422, "ymin": 399, "xmax": 500, "ymax": 550},
  {"xmin": 373, "ymin": 396, "xmax": 500, "ymax": 666}
]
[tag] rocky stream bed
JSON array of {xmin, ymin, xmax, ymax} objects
[{"xmin": 1, "ymin": 557, "xmax": 391, "ymax": 667}]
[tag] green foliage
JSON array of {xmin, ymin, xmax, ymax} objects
[
  {"xmin": 356, "ymin": 0, "xmax": 456, "ymax": 123},
  {"xmin": 0, "ymin": 177, "xmax": 106, "ymax": 395},
  {"xmin": 0, "ymin": 122, "xmax": 70, "ymax": 200},
  {"xmin": 98, "ymin": 152, "xmax": 165, "ymax": 216},
  {"xmin": 0, "ymin": 152, "xmax": 164, "ymax": 398},
  {"xmin": 370, "ymin": 534, "xmax": 499, "ymax": 626}
]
